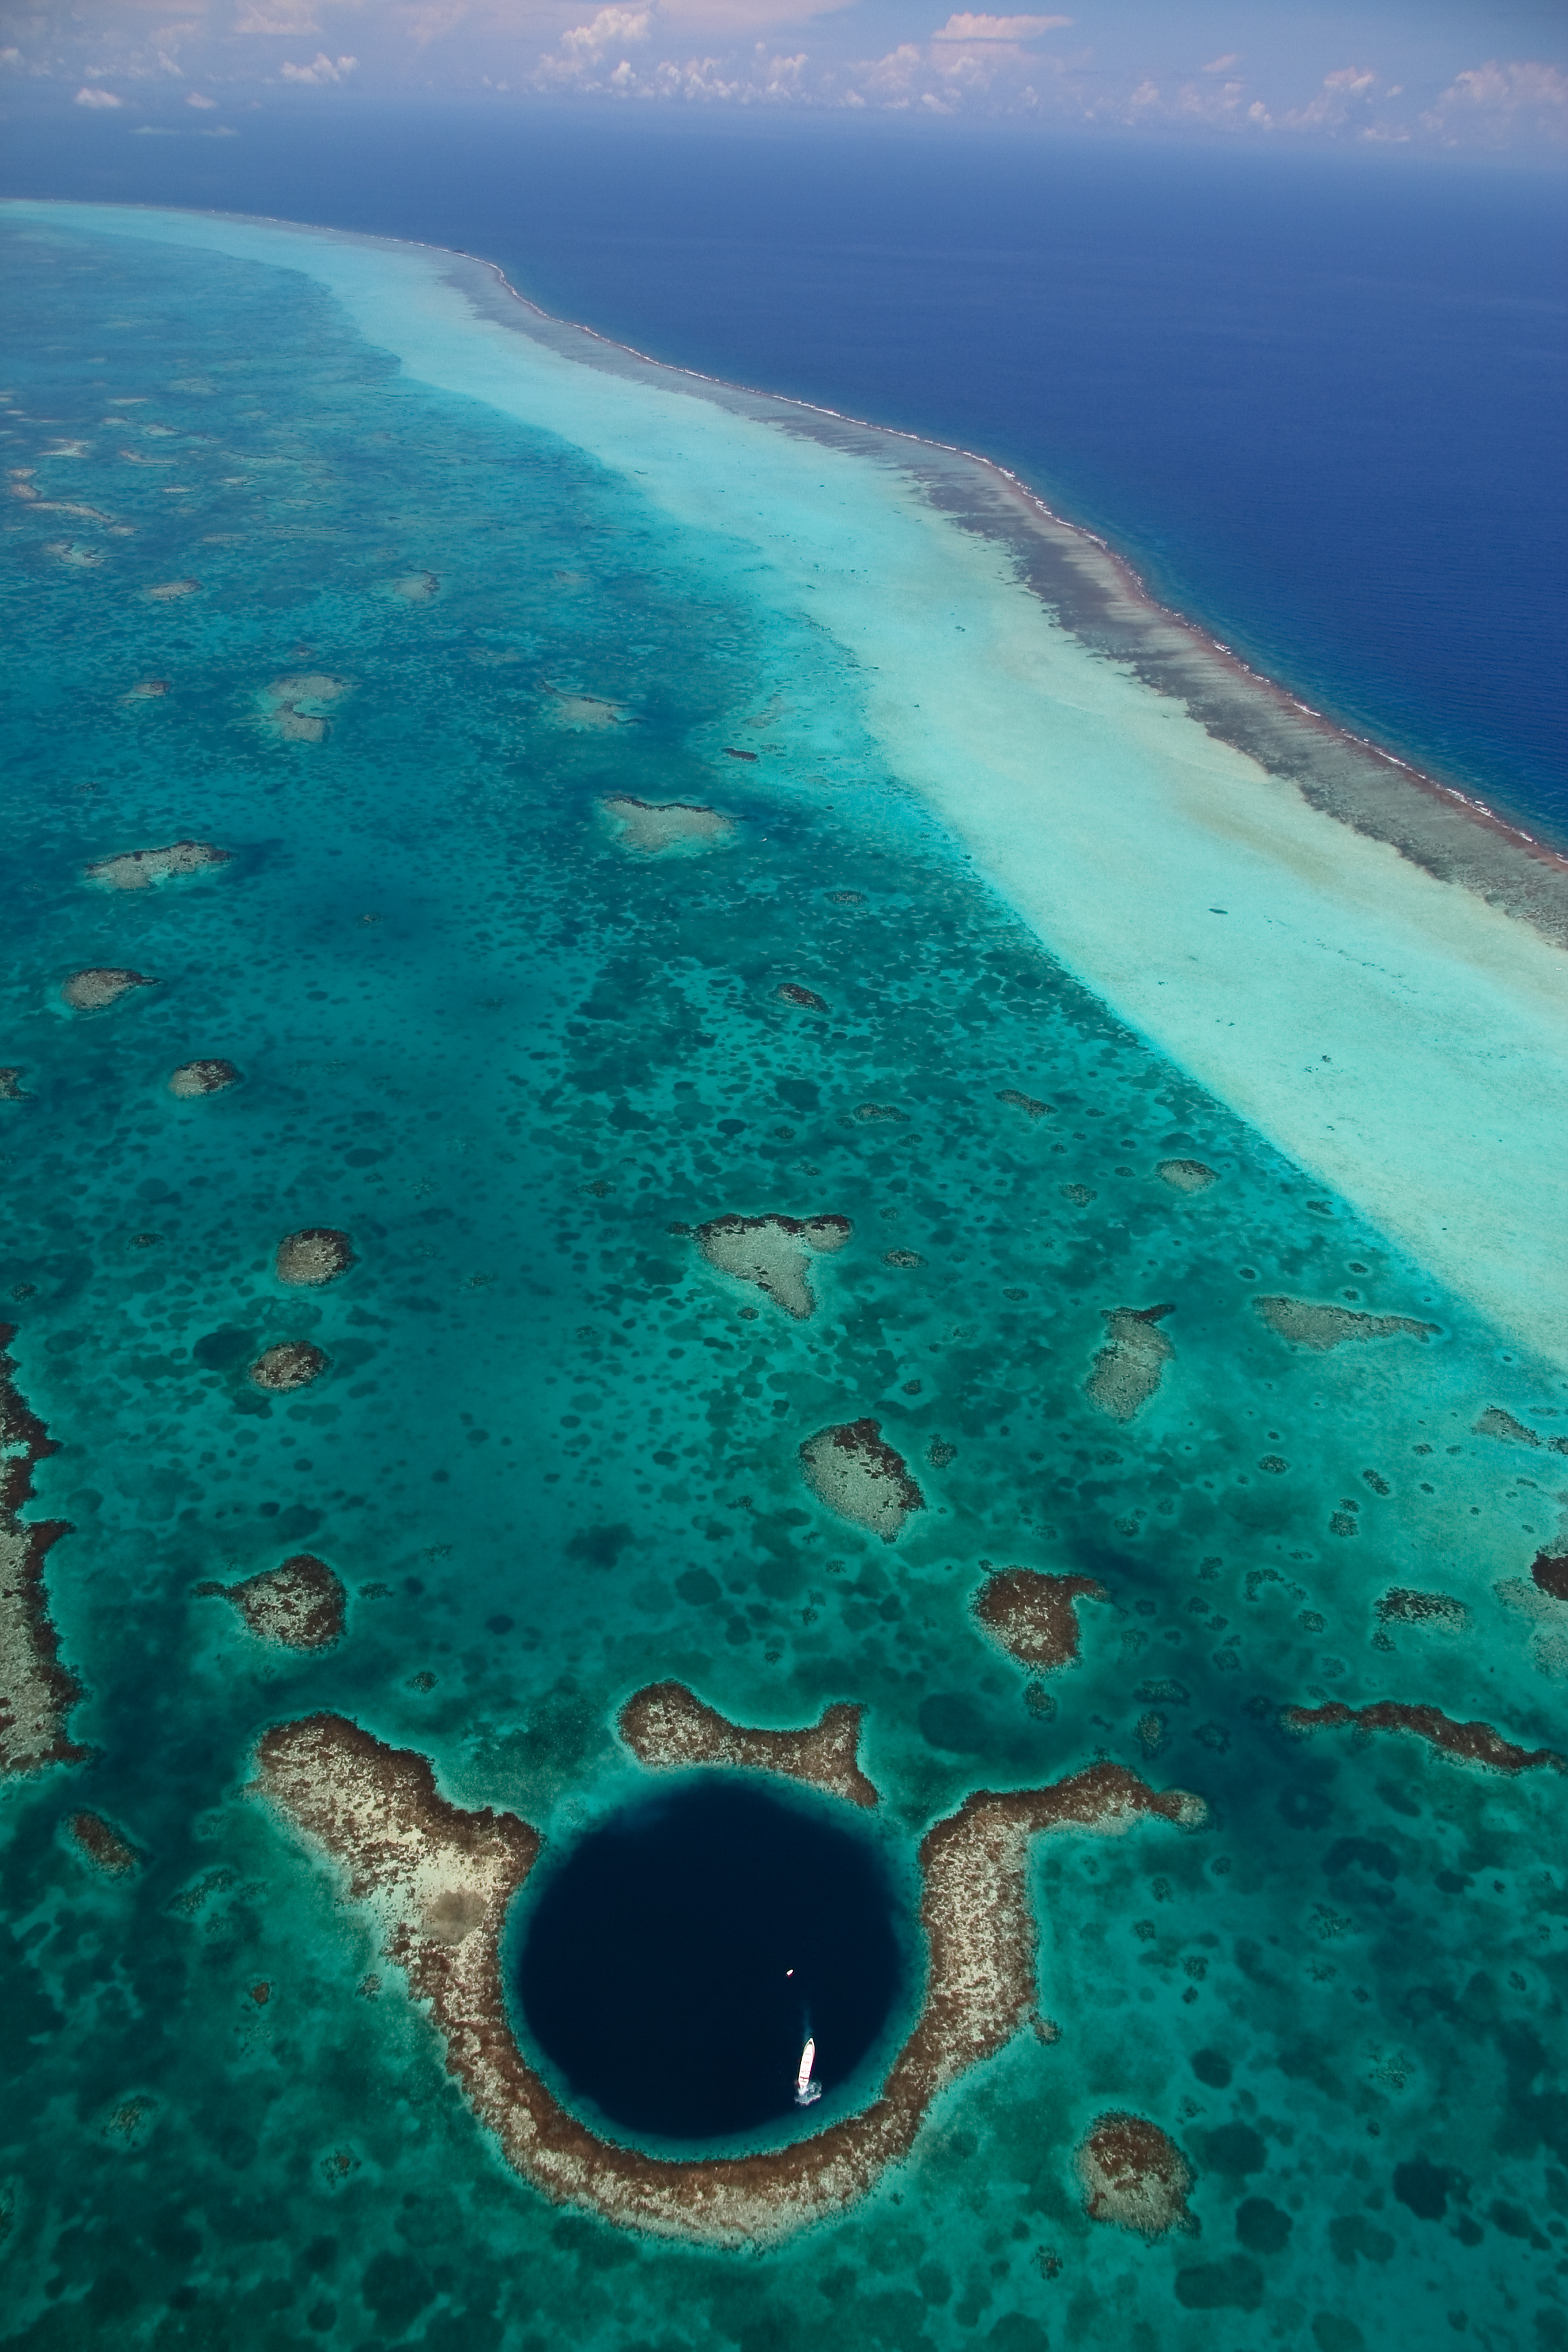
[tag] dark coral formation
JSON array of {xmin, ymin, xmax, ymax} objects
[
  {"xmin": 0, "ymin": 1324, "xmax": 85, "ymax": 1780},
  {"xmin": 1375, "ymin": 1589, "xmax": 1467, "ymax": 1632},
  {"xmin": 1085, "ymin": 1304, "xmax": 1175, "ymax": 1422},
  {"xmin": 618, "ymin": 1682, "xmax": 878, "ymax": 1809},
  {"xmin": 777, "ymin": 983, "xmax": 828, "ymax": 1013},
  {"xmin": 69, "ymin": 1811, "xmax": 142, "ymax": 1875},
  {"xmin": 0, "ymin": 1068, "xmax": 25, "ymax": 1102},
  {"xmin": 1284, "ymin": 1700, "xmax": 1562, "ymax": 1776},
  {"xmin": 688, "ymin": 1212, "xmax": 849, "ymax": 1319},
  {"xmin": 996, "ymin": 1088, "xmax": 1048, "ymax": 1120},
  {"xmin": 1254, "ymin": 1296, "xmax": 1439, "ymax": 1351},
  {"xmin": 274, "ymin": 1228, "xmax": 356, "ymax": 1288},
  {"xmin": 256, "ymin": 1711, "xmax": 1202, "ymax": 2245},
  {"xmin": 248, "ymin": 1341, "xmax": 328, "ymax": 1393},
  {"xmin": 61, "ymin": 968, "xmax": 157, "ymax": 1013},
  {"xmin": 197, "ymin": 1554, "xmax": 345, "ymax": 1650},
  {"xmin": 975, "ymin": 1569, "xmax": 1109, "ymax": 1671},
  {"xmin": 800, "ymin": 1418, "xmax": 925, "ymax": 1542},
  {"xmin": 1077, "ymin": 2113, "xmax": 1194, "ymax": 2237},
  {"xmin": 1533, "ymin": 1552, "xmax": 1568, "ymax": 1603}
]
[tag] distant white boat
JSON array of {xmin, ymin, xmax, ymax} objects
[{"xmin": 794, "ymin": 2036, "xmax": 821, "ymax": 2107}]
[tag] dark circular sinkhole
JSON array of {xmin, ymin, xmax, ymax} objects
[{"xmin": 517, "ymin": 1778, "xmax": 906, "ymax": 2143}]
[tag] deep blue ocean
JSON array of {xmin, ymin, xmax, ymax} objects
[
  {"xmin": 3, "ymin": 122, "xmax": 1567, "ymax": 2352},
  {"xmin": 2, "ymin": 108, "xmax": 1564, "ymax": 841}
]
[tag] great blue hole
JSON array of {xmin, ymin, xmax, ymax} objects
[{"xmin": 517, "ymin": 1778, "xmax": 906, "ymax": 2143}]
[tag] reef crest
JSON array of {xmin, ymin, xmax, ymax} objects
[
  {"xmin": 1254, "ymin": 1297, "xmax": 1439, "ymax": 1352},
  {"xmin": 686, "ymin": 1212, "xmax": 850, "ymax": 1320},
  {"xmin": 618, "ymin": 1680, "xmax": 877, "ymax": 1808},
  {"xmin": 975, "ymin": 1569, "xmax": 1109, "ymax": 1671},
  {"xmin": 61, "ymin": 968, "xmax": 157, "ymax": 1013},
  {"xmin": 168, "ymin": 1059, "xmax": 240, "ymax": 1098},
  {"xmin": 602, "ymin": 795, "xmax": 732, "ymax": 855},
  {"xmin": 198, "ymin": 1554, "xmax": 345, "ymax": 1650},
  {"xmin": 249, "ymin": 1341, "xmax": 328, "ymax": 1393},
  {"xmin": 275, "ymin": 1228, "xmax": 355, "ymax": 1288},
  {"xmin": 800, "ymin": 1418, "xmax": 924, "ymax": 1542},
  {"xmin": 0, "ymin": 1324, "xmax": 84, "ymax": 1780},
  {"xmin": 1284, "ymin": 1699, "xmax": 1561, "ymax": 1775},
  {"xmin": 84, "ymin": 840, "xmax": 229, "ymax": 891},
  {"xmin": 1085, "ymin": 1304, "xmax": 1175, "ymax": 1422},
  {"xmin": 255, "ymin": 1711, "xmax": 1200, "ymax": 2244}
]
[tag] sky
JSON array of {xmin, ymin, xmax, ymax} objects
[{"xmin": 1, "ymin": 0, "xmax": 1565, "ymax": 153}]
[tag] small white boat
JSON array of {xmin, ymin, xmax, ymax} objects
[{"xmin": 794, "ymin": 2036, "xmax": 821, "ymax": 2108}]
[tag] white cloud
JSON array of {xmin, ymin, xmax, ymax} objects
[
  {"xmin": 233, "ymin": 1, "xmax": 318, "ymax": 34},
  {"xmin": 1279, "ymin": 64, "xmax": 1378, "ymax": 131},
  {"xmin": 401, "ymin": 3, "xmax": 470, "ymax": 46},
  {"xmin": 186, "ymin": 88, "xmax": 217, "ymax": 104},
  {"xmin": 279, "ymin": 48, "xmax": 358, "ymax": 79},
  {"xmin": 930, "ymin": 14, "xmax": 1069, "ymax": 39},
  {"xmin": 1200, "ymin": 52, "xmax": 1239, "ymax": 75},
  {"xmin": 1422, "ymin": 59, "xmax": 1568, "ymax": 146},
  {"xmin": 562, "ymin": 7, "xmax": 651, "ymax": 57},
  {"xmin": 74, "ymin": 85, "xmax": 124, "ymax": 106}
]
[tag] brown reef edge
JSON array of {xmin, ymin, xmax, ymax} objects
[{"xmin": 255, "ymin": 1693, "xmax": 1203, "ymax": 2244}]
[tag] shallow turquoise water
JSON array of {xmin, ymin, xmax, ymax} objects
[{"xmin": 2, "ymin": 216, "xmax": 1567, "ymax": 2352}]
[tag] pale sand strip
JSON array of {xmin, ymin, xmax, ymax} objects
[{"xmin": 12, "ymin": 203, "xmax": 1565, "ymax": 1365}]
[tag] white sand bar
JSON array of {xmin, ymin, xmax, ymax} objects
[{"xmin": 13, "ymin": 201, "xmax": 1565, "ymax": 1369}]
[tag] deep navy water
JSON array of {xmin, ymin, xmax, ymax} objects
[
  {"xmin": 3, "ymin": 107, "xmax": 1565, "ymax": 840},
  {"xmin": 517, "ymin": 1778, "xmax": 905, "ymax": 2141}
]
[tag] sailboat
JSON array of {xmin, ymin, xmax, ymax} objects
[{"xmin": 794, "ymin": 2036, "xmax": 821, "ymax": 2108}]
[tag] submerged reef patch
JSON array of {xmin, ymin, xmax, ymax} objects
[
  {"xmin": 974, "ymin": 1569, "xmax": 1109, "ymax": 1671},
  {"xmin": 84, "ymin": 840, "xmax": 229, "ymax": 892},
  {"xmin": 601, "ymin": 795, "xmax": 732, "ymax": 856},
  {"xmin": 259, "ymin": 673, "xmax": 349, "ymax": 745},
  {"xmin": 1157, "ymin": 1158, "xmax": 1217, "ymax": 1194},
  {"xmin": 996, "ymin": 1088, "xmax": 1049, "ymax": 1121},
  {"xmin": 685, "ymin": 1212, "xmax": 849, "ymax": 1319},
  {"xmin": 1284, "ymin": 1700, "xmax": 1562, "ymax": 1775},
  {"xmin": 0, "ymin": 1324, "xmax": 84, "ymax": 1780},
  {"xmin": 60, "ymin": 967, "xmax": 157, "ymax": 1013},
  {"xmin": 255, "ymin": 1712, "xmax": 1200, "ymax": 2244},
  {"xmin": 800, "ymin": 1418, "xmax": 924, "ymax": 1542},
  {"xmin": 248, "ymin": 1341, "xmax": 328, "ymax": 1394},
  {"xmin": 68, "ymin": 1812, "xmax": 142, "ymax": 1876},
  {"xmin": 1085, "ymin": 1304, "xmax": 1175, "ymax": 1422},
  {"xmin": 617, "ymin": 1680, "xmax": 877, "ymax": 1808},
  {"xmin": 274, "ymin": 1228, "xmax": 355, "ymax": 1288},
  {"xmin": 1375, "ymin": 1590, "xmax": 1467, "ymax": 1633},
  {"xmin": 549, "ymin": 688, "xmax": 625, "ymax": 730},
  {"xmin": 197, "ymin": 1554, "xmax": 345, "ymax": 1650},
  {"xmin": 1254, "ymin": 1296, "xmax": 1439, "ymax": 1352},
  {"xmin": 167, "ymin": 1058, "xmax": 240, "ymax": 1098},
  {"xmin": 0, "ymin": 1068, "xmax": 26, "ymax": 1102},
  {"xmin": 777, "ymin": 983, "xmax": 828, "ymax": 1013},
  {"xmin": 142, "ymin": 578, "xmax": 200, "ymax": 602},
  {"xmin": 1077, "ymin": 2112, "xmax": 1195, "ymax": 2238},
  {"xmin": 1474, "ymin": 1406, "xmax": 1568, "ymax": 1454}
]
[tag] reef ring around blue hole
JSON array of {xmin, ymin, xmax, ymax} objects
[{"xmin": 516, "ymin": 1776, "xmax": 909, "ymax": 2143}]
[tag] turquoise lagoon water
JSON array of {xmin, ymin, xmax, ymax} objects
[{"xmin": 1, "ymin": 209, "xmax": 1567, "ymax": 2351}]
